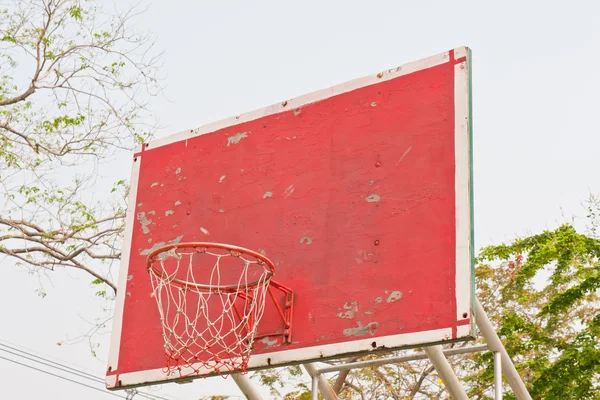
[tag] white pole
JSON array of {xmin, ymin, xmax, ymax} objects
[
  {"xmin": 311, "ymin": 375, "xmax": 319, "ymax": 400},
  {"xmin": 494, "ymin": 351, "xmax": 503, "ymax": 400},
  {"xmin": 423, "ymin": 345, "xmax": 469, "ymax": 400},
  {"xmin": 302, "ymin": 363, "xmax": 339, "ymax": 400},
  {"xmin": 231, "ymin": 373, "xmax": 264, "ymax": 400},
  {"xmin": 476, "ymin": 298, "xmax": 532, "ymax": 400}
]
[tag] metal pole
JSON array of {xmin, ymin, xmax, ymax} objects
[
  {"xmin": 302, "ymin": 363, "xmax": 339, "ymax": 400},
  {"xmin": 231, "ymin": 373, "xmax": 264, "ymax": 400},
  {"xmin": 317, "ymin": 344, "xmax": 488, "ymax": 374},
  {"xmin": 423, "ymin": 345, "xmax": 469, "ymax": 400},
  {"xmin": 311, "ymin": 374, "xmax": 319, "ymax": 400},
  {"xmin": 476, "ymin": 298, "xmax": 532, "ymax": 400},
  {"xmin": 494, "ymin": 351, "xmax": 502, "ymax": 400}
]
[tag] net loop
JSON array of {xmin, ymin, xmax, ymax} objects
[{"xmin": 146, "ymin": 242, "xmax": 275, "ymax": 377}]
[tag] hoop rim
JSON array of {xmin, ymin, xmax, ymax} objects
[{"xmin": 146, "ymin": 242, "xmax": 275, "ymax": 292}]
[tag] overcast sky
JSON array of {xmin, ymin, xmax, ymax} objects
[{"xmin": 1, "ymin": 1, "xmax": 599, "ymax": 399}]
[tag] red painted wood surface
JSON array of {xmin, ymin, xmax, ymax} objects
[{"xmin": 114, "ymin": 59, "xmax": 466, "ymax": 375}]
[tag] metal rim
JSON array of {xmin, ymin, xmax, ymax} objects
[{"xmin": 146, "ymin": 242, "xmax": 275, "ymax": 292}]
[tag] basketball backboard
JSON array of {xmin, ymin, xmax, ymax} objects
[{"xmin": 106, "ymin": 46, "xmax": 474, "ymax": 390}]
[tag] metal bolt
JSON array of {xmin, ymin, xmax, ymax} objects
[
  {"xmin": 375, "ymin": 161, "xmax": 381, "ymax": 167},
  {"xmin": 284, "ymin": 329, "xmax": 290, "ymax": 336},
  {"xmin": 285, "ymin": 301, "xmax": 292, "ymax": 308},
  {"xmin": 374, "ymin": 240, "xmax": 380, "ymax": 246}
]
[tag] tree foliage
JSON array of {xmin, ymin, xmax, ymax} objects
[{"xmin": 0, "ymin": 0, "xmax": 160, "ymax": 294}]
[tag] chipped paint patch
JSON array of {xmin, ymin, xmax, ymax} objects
[
  {"xmin": 260, "ymin": 337, "xmax": 278, "ymax": 348},
  {"xmin": 137, "ymin": 203, "xmax": 143, "ymax": 207},
  {"xmin": 293, "ymin": 109, "xmax": 301, "ymax": 116},
  {"xmin": 337, "ymin": 301, "xmax": 358, "ymax": 319},
  {"xmin": 127, "ymin": 275, "xmax": 133, "ymax": 281},
  {"xmin": 343, "ymin": 321, "xmax": 379, "ymax": 337},
  {"xmin": 387, "ymin": 291, "xmax": 403, "ymax": 303},
  {"xmin": 218, "ymin": 209, "xmax": 225, "ymax": 213},
  {"xmin": 300, "ymin": 236, "xmax": 313, "ymax": 245},
  {"xmin": 374, "ymin": 297, "xmax": 383, "ymax": 303},
  {"xmin": 136, "ymin": 212, "xmax": 152, "ymax": 234},
  {"xmin": 140, "ymin": 235, "xmax": 184, "ymax": 256},
  {"xmin": 174, "ymin": 201, "xmax": 181, "ymax": 206},
  {"xmin": 148, "ymin": 238, "xmax": 152, "ymax": 243},
  {"xmin": 175, "ymin": 167, "xmax": 182, "ymax": 175},
  {"xmin": 283, "ymin": 184, "xmax": 295, "ymax": 198},
  {"xmin": 263, "ymin": 191, "xmax": 273, "ymax": 199},
  {"xmin": 366, "ymin": 194, "xmax": 381, "ymax": 203},
  {"xmin": 259, "ymin": 249, "xmax": 267, "ymax": 256},
  {"xmin": 200, "ymin": 227, "xmax": 210, "ymax": 235},
  {"xmin": 227, "ymin": 132, "xmax": 248, "ymax": 146},
  {"xmin": 219, "ymin": 175, "xmax": 226, "ymax": 183},
  {"xmin": 165, "ymin": 210, "xmax": 174, "ymax": 216},
  {"xmin": 151, "ymin": 182, "xmax": 159, "ymax": 188},
  {"xmin": 371, "ymin": 102, "xmax": 377, "ymax": 107},
  {"xmin": 147, "ymin": 210, "xmax": 156, "ymax": 216}
]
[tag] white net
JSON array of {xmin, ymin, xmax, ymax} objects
[{"xmin": 147, "ymin": 245, "xmax": 273, "ymax": 377}]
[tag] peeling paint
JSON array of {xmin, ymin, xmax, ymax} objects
[
  {"xmin": 263, "ymin": 191, "xmax": 273, "ymax": 199},
  {"xmin": 294, "ymin": 109, "xmax": 301, "ymax": 116},
  {"xmin": 147, "ymin": 210, "xmax": 156, "ymax": 216},
  {"xmin": 200, "ymin": 227, "xmax": 210, "ymax": 235},
  {"xmin": 371, "ymin": 102, "xmax": 377, "ymax": 107},
  {"xmin": 260, "ymin": 337, "xmax": 278, "ymax": 348},
  {"xmin": 137, "ymin": 203, "xmax": 143, "ymax": 207},
  {"xmin": 366, "ymin": 194, "xmax": 381, "ymax": 203},
  {"xmin": 343, "ymin": 321, "xmax": 379, "ymax": 337},
  {"xmin": 175, "ymin": 167, "xmax": 182, "ymax": 175},
  {"xmin": 337, "ymin": 301, "xmax": 358, "ymax": 319},
  {"xmin": 165, "ymin": 210, "xmax": 174, "ymax": 216},
  {"xmin": 283, "ymin": 184, "xmax": 295, "ymax": 198},
  {"xmin": 140, "ymin": 235, "xmax": 184, "ymax": 256},
  {"xmin": 219, "ymin": 175, "xmax": 226, "ymax": 183},
  {"xmin": 174, "ymin": 201, "xmax": 181, "ymax": 206},
  {"xmin": 151, "ymin": 182, "xmax": 159, "ymax": 188},
  {"xmin": 227, "ymin": 132, "xmax": 248, "ymax": 146},
  {"xmin": 387, "ymin": 291, "xmax": 403, "ymax": 303},
  {"xmin": 127, "ymin": 275, "xmax": 133, "ymax": 281},
  {"xmin": 374, "ymin": 297, "xmax": 382, "ymax": 303},
  {"xmin": 136, "ymin": 212, "xmax": 152, "ymax": 234},
  {"xmin": 300, "ymin": 236, "xmax": 313, "ymax": 245}
]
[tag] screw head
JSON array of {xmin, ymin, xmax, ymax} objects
[
  {"xmin": 374, "ymin": 240, "xmax": 380, "ymax": 246},
  {"xmin": 375, "ymin": 161, "xmax": 381, "ymax": 167},
  {"xmin": 284, "ymin": 329, "xmax": 290, "ymax": 336}
]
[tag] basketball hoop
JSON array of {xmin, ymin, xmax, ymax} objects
[{"xmin": 146, "ymin": 242, "xmax": 293, "ymax": 378}]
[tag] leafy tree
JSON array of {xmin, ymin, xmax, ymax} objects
[{"xmin": 0, "ymin": 0, "xmax": 160, "ymax": 295}]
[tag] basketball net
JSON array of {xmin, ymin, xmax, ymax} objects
[{"xmin": 147, "ymin": 244, "xmax": 274, "ymax": 377}]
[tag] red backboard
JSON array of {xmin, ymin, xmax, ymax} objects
[{"xmin": 106, "ymin": 47, "xmax": 474, "ymax": 389}]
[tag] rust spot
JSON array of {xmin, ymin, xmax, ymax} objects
[{"xmin": 377, "ymin": 72, "xmax": 383, "ymax": 78}]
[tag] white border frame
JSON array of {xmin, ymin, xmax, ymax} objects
[{"xmin": 106, "ymin": 47, "xmax": 473, "ymax": 389}]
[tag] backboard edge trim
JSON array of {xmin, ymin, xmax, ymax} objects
[{"xmin": 145, "ymin": 48, "xmax": 466, "ymax": 151}]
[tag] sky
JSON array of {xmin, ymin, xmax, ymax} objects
[{"xmin": 1, "ymin": 0, "xmax": 599, "ymax": 399}]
